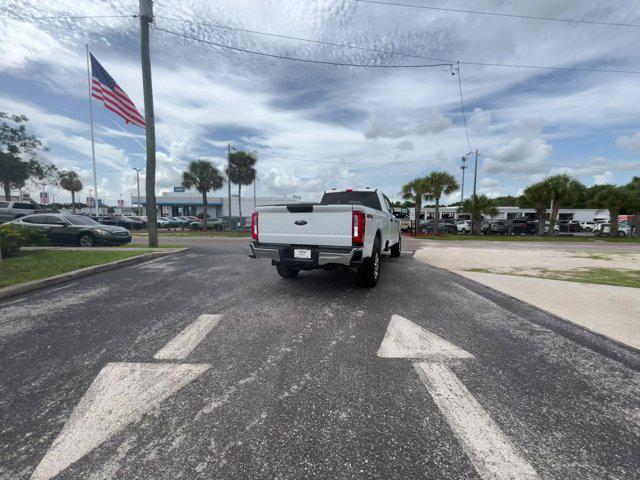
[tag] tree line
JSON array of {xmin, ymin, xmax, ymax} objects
[{"xmin": 400, "ymin": 171, "xmax": 640, "ymax": 236}]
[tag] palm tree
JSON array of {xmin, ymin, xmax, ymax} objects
[
  {"xmin": 182, "ymin": 159, "xmax": 224, "ymax": 230},
  {"xmin": 227, "ymin": 150, "xmax": 257, "ymax": 229},
  {"xmin": 401, "ymin": 177, "xmax": 428, "ymax": 234},
  {"xmin": 58, "ymin": 170, "xmax": 82, "ymax": 213},
  {"xmin": 458, "ymin": 195, "xmax": 498, "ymax": 234},
  {"xmin": 589, "ymin": 184, "xmax": 631, "ymax": 236},
  {"xmin": 542, "ymin": 174, "xmax": 583, "ymax": 233},
  {"xmin": 423, "ymin": 171, "xmax": 459, "ymax": 234},
  {"xmin": 520, "ymin": 181, "xmax": 551, "ymax": 235}
]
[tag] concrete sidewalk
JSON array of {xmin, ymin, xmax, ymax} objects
[
  {"xmin": 414, "ymin": 244, "xmax": 640, "ymax": 351},
  {"xmin": 460, "ymin": 271, "xmax": 640, "ymax": 350}
]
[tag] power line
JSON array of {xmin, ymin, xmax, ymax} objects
[
  {"xmin": 354, "ymin": 0, "xmax": 640, "ymax": 29},
  {"xmin": 151, "ymin": 25, "xmax": 452, "ymax": 68},
  {"xmin": 454, "ymin": 64, "xmax": 472, "ymax": 152},
  {"xmin": 153, "ymin": 16, "xmax": 640, "ymax": 75},
  {"xmin": 0, "ymin": 14, "xmax": 136, "ymax": 20}
]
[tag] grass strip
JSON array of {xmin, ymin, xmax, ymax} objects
[{"xmin": 0, "ymin": 250, "xmax": 147, "ymax": 288}]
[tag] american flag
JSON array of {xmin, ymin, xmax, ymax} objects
[{"xmin": 90, "ymin": 53, "xmax": 145, "ymax": 129}]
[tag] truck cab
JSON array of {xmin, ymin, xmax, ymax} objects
[{"xmin": 249, "ymin": 188, "xmax": 402, "ymax": 287}]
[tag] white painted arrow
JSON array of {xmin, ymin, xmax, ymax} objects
[
  {"xmin": 379, "ymin": 314, "xmax": 539, "ymax": 480},
  {"xmin": 30, "ymin": 362, "xmax": 209, "ymax": 480}
]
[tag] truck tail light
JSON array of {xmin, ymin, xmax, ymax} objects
[
  {"xmin": 352, "ymin": 211, "xmax": 366, "ymax": 246},
  {"xmin": 251, "ymin": 211, "xmax": 259, "ymax": 241}
]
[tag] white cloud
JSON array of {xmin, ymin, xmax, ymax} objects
[
  {"xmin": 469, "ymin": 108, "xmax": 492, "ymax": 134},
  {"xmin": 615, "ymin": 132, "xmax": 640, "ymax": 153},
  {"xmin": 593, "ymin": 170, "xmax": 614, "ymax": 185},
  {"xmin": 363, "ymin": 109, "xmax": 453, "ymax": 139}
]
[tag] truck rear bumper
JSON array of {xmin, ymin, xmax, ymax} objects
[{"xmin": 249, "ymin": 242, "xmax": 363, "ymax": 268}]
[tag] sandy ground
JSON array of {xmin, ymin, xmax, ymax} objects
[{"xmin": 413, "ymin": 243, "xmax": 640, "ymax": 350}]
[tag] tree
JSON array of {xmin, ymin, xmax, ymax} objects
[
  {"xmin": 226, "ymin": 150, "xmax": 257, "ymax": 229},
  {"xmin": 458, "ymin": 195, "xmax": 498, "ymax": 234},
  {"xmin": 626, "ymin": 177, "xmax": 640, "ymax": 237},
  {"xmin": 182, "ymin": 159, "xmax": 224, "ymax": 230},
  {"xmin": 423, "ymin": 171, "xmax": 459, "ymax": 233},
  {"xmin": 589, "ymin": 184, "xmax": 631, "ymax": 236},
  {"xmin": 520, "ymin": 181, "xmax": 551, "ymax": 235},
  {"xmin": 0, "ymin": 112, "xmax": 49, "ymax": 200},
  {"xmin": 58, "ymin": 171, "xmax": 83, "ymax": 213},
  {"xmin": 542, "ymin": 174, "xmax": 584, "ymax": 232},
  {"xmin": 401, "ymin": 177, "xmax": 428, "ymax": 233}
]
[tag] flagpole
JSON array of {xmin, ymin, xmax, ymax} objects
[{"xmin": 85, "ymin": 44, "xmax": 99, "ymax": 216}]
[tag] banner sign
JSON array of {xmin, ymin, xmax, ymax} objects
[
  {"xmin": 409, "ymin": 208, "xmax": 416, "ymax": 221},
  {"xmin": 173, "ymin": 186, "xmax": 185, "ymax": 192}
]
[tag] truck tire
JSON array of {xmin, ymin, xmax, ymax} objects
[
  {"xmin": 357, "ymin": 240, "xmax": 381, "ymax": 288},
  {"xmin": 276, "ymin": 264, "xmax": 299, "ymax": 279},
  {"xmin": 390, "ymin": 233, "xmax": 401, "ymax": 258}
]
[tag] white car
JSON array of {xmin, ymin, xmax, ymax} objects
[
  {"xmin": 580, "ymin": 221, "xmax": 596, "ymax": 232},
  {"xmin": 456, "ymin": 219, "xmax": 472, "ymax": 234},
  {"xmin": 249, "ymin": 188, "xmax": 402, "ymax": 287},
  {"xmin": 593, "ymin": 222, "xmax": 631, "ymax": 237}
]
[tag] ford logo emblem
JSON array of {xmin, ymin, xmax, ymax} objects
[{"xmin": 295, "ymin": 220, "xmax": 308, "ymax": 226}]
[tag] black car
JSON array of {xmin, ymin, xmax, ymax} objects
[
  {"xmin": 9, "ymin": 213, "xmax": 131, "ymax": 247},
  {"xmin": 488, "ymin": 220, "xmax": 509, "ymax": 235},
  {"xmin": 98, "ymin": 215, "xmax": 145, "ymax": 230},
  {"xmin": 508, "ymin": 219, "xmax": 538, "ymax": 235}
]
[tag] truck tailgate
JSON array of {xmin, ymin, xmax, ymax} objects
[{"xmin": 258, "ymin": 204, "xmax": 354, "ymax": 247}]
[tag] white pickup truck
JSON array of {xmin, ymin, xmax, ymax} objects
[{"xmin": 249, "ymin": 188, "xmax": 402, "ymax": 287}]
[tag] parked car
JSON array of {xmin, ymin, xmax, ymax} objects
[
  {"xmin": 98, "ymin": 215, "xmax": 144, "ymax": 230},
  {"xmin": 128, "ymin": 215, "xmax": 148, "ymax": 227},
  {"xmin": 249, "ymin": 188, "xmax": 401, "ymax": 287},
  {"xmin": 486, "ymin": 220, "xmax": 509, "ymax": 235},
  {"xmin": 8, "ymin": 213, "xmax": 131, "ymax": 246},
  {"xmin": 508, "ymin": 219, "xmax": 537, "ymax": 235},
  {"xmin": 593, "ymin": 222, "xmax": 631, "ymax": 237},
  {"xmin": 0, "ymin": 200, "xmax": 44, "ymax": 223},
  {"xmin": 580, "ymin": 221, "xmax": 597, "ymax": 232},
  {"xmin": 420, "ymin": 219, "xmax": 457, "ymax": 234},
  {"xmin": 555, "ymin": 220, "xmax": 580, "ymax": 233},
  {"xmin": 456, "ymin": 219, "xmax": 472, "ymax": 234},
  {"xmin": 191, "ymin": 218, "xmax": 224, "ymax": 231}
]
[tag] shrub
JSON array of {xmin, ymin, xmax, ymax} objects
[{"xmin": 0, "ymin": 224, "xmax": 48, "ymax": 257}]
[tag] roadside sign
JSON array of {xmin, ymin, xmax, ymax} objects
[
  {"xmin": 173, "ymin": 186, "xmax": 185, "ymax": 192},
  {"xmin": 409, "ymin": 208, "xmax": 416, "ymax": 221},
  {"xmin": 40, "ymin": 192, "xmax": 49, "ymax": 205}
]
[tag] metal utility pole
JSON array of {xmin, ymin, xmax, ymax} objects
[
  {"xmin": 133, "ymin": 167, "xmax": 142, "ymax": 215},
  {"xmin": 139, "ymin": 0, "xmax": 158, "ymax": 247},
  {"xmin": 470, "ymin": 149, "xmax": 479, "ymax": 234},
  {"xmin": 460, "ymin": 156, "xmax": 467, "ymax": 203},
  {"xmin": 227, "ymin": 143, "xmax": 232, "ymax": 230},
  {"xmin": 253, "ymin": 177, "xmax": 256, "ymax": 210}
]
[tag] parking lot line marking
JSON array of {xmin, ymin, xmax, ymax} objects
[
  {"xmin": 414, "ymin": 362, "xmax": 539, "ymax": 480},
  {"xmin": 30, "ymin": 362, "xmax": 209, "ymax": 480},
  {"xmin": 154, "ymin": 314, "xmax": 223, "ymax": 360}
]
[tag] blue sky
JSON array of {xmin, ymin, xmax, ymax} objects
[{"xmin": 1, "ymin": 0, "xmax": 639, "ymax": 205}]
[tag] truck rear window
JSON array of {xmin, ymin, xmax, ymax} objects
[{"xmin": 320, "ymin": 191, "xmax": 381, "ymax": 210}]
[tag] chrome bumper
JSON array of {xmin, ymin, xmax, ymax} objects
[{"xmin": 249, "ymin": 242, "xmax": 362, "ymax": 266}]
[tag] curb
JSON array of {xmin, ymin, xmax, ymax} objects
[{"xmin": 0, "ymin": 248, "xmax": 189, "ymax": 301}]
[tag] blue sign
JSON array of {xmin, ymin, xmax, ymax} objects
[
  {"xmin": 98, "ymin": 199, "xmax": 104, "ymax": 207},
  {"xmin": 173, "ymin": 186, "xmax": 185, "ymax": 192}
]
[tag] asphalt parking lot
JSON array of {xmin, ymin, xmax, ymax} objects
[{"xmin": 1, "ymin": 239, "xmax": 639, "ymax": 479}]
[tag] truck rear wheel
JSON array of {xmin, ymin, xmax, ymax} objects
[
  {"xmin": 276, "ymin": 264, "xmax": 299, "ymax": 279},
  {"xmin": 357, "ymin": 241, "xmax": 381, "ymax": 287}
]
